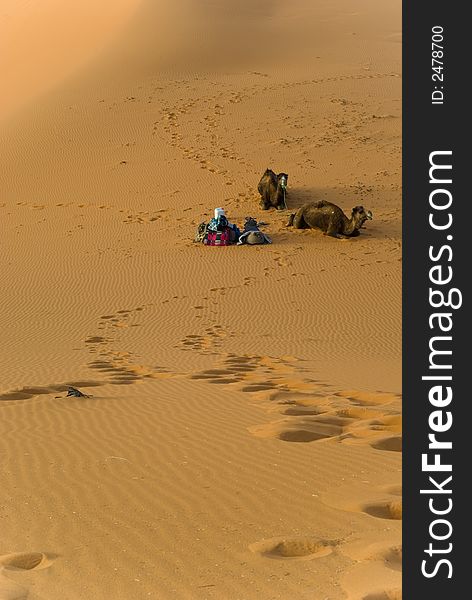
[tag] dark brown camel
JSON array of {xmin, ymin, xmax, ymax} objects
[
  {"xmin": 287, "ymin": 200, "xmax": 372, "ymax": 238},
  {"xmin": 257, "ymin": 168, "xmax": 288, "ymax": 210}
]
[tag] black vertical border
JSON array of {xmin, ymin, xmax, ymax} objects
[{"xmin": 404, "ymin": 2, "xmax": 467, "ymax": 598}]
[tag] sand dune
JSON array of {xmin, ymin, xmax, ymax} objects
[
  {"xmin": 0, "ymin": 0, "xmax": 141, "ymax": 120},
  {"xmin": 1, "ymin": 0, "xmax": 401, "ymax": 598}
]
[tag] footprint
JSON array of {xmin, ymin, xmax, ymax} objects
[
  {"xmin": 276, "ymin": 414, "xmax": 353, "ymax": 442},
  {"xmin": 336, "ymin": 407, "xmax": 381, "ymax": 420},
  {"xmin": 225, "ymin": 355, "xmax": 253, "ymax": 364},
  {"xmin": 226, "ymin": 365, "xmax": 256, "ymax": 373},
  {"xmin": 0, "ymin": 553, "xmax": 56, "ymax": 600},
  {"xmin": 279, "ymin": 392, "xmax": 330, "ymax": 408},
  {"xmin": 282, "ymin": 407, "xmax": 323, "ymax": 416},
  {"xmin": 0, "ymin": 391, "xmax": 33, "ymax": 401},
  {"xmin": 0, "ymin": 384, "xmax": 60, "ymax": 401},
  {"xmin": 250, "ymin": 415, "xmax": 348, "ymax": 443},
  {"xmin": 362, "ymin": 500, "xmax": 402, "ymax": 520},
  {"xmin": 61, "ymin": 380, "xmax": 102, "ymax": 390},
  {"xmin": 85, "ymin": 336, "xmax": 107, "ymax": 344},
  {"xmin": 338, "ymin": 390, "xmax": 400, "ymax": 406},
  {"xmin": 379, "ymin": 546, "xmax": 402, "ymax": 572},
  {"xmin": 240, "ymin": 383, "xmax": 277, "ymax": 393},
  {"xmin": 371, "ymin": 436, "xmax": 402, "ymax": 452},
  {"xmin": 200, "ymin": 369, "xmax": 235, "ymax": 376},
  {"xmin": 0, "ymin": 553, "xmax": 51, "ymax": 571},
  {"xmin": 249, "ymin": 537, "xmax": 337, "ymax": 560},
  {"xmin": 88, "ymin": 361, "xmax": 115, "ymax": 370},
  {"xmin": 370, "ymin": 415, "xmax": 402, "ymax": 434},
  {"xmin": 278, "ymin": 429, "xmax": 330, "ymax": 443},
  {"xmin": 224, "ymin": 357, "xmax": 257, "ymax": 372}
]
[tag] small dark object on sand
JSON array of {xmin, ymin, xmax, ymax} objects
[{"xmin": 66, "ymin": 386, "xmax": 91, "ymax": 398}]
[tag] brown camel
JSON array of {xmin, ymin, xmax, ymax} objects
[
  {"xmin": 287, "ymin": 200, "xmax": 372, "ymax": 238},
  {"xmin": 257, "ymin": 168, "xmax": 288, "ymax": 210}
]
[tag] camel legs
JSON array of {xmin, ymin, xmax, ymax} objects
[
  {"xmin": 292, "ymin": 210, "xmax": 307, "ymax": 229},
  {"xmin": 260, "ymin": 198, "xmax": 271, "ymax": 210},
  {"xmin": 325, "ymin": 226, "xmax": 344, "ymax": 238}
]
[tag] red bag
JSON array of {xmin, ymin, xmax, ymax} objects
[{"xmin": 204, "ymin": 228, "xmax": 232, "ymax": 246}]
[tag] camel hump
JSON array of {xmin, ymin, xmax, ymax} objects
[{"xmin": 310, "ymin": 199, "xmax": 330, "ymax": 209}]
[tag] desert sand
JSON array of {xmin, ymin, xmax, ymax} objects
[{"xmin": 0, "ymin": 1, "xmax": 401, "ymax": 598}]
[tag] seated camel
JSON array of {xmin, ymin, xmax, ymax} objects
[
  {"xmin": 257, "ymin": 168, "xmax": 288, "ymax": 210},
  {"xmin": 287, "ymin": 200, "xmax": 372, "ymax": 238}
]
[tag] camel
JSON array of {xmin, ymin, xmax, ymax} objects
[
  {"xmin": 287, "ymin": 200, "xmax": 372, "ymax": 238},
  {"xmin": 257, "ymin": 168, "xmax": 288, "ymax": 210}
]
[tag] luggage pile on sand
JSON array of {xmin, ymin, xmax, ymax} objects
[{"xmin": 195, "ymin": 208, "xmax": 271, "ymax": 246}]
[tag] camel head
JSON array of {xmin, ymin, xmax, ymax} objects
[
  {"xmin": 351, "ymin": 205, "xmax": 373, "ymax": 229},
  {"xmin": 277, "ymin": 173, "xmax": 288, "ymax": 190}
]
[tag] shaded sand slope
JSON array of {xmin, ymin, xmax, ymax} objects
[
  {"xmin": 0, "ymin": 0, "xmax": 142, "ymax": 120},
  {"xmin": 1, "ymin": 1, "xmax": 401, "ymax": 599}
]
